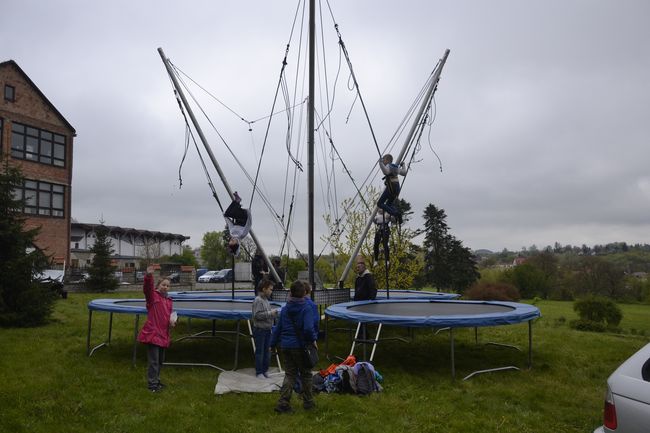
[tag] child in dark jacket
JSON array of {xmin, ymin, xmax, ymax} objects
[
  {"xmin": 270, "ymin": 281, "xmax": 317, "ymax": 413},
  {"xmin": 137, "ymin": 265, "xmax": 176, "ymax": 392}
]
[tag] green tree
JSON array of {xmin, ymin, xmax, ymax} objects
[
  {"xmin": 85, "ymin": 224, "xmax": 118, "ymax": 292},
  {"xmin": 200, "ymin": 231, "xmax": 229, "ymax": 270},
  {"xmin": 567, "ymin": 256, "xmax": 625, "ymax": 299},
  {"xmin": 421, "ymin": 204, "xmax": 479, "ymax": 292},
  {"xmin": 0, "ymin": 158, "xmax": 54, "ymax": 327},
  {"xmin": 508, "ymin": 263, "xmax": 549, "ymax": 299},
  {"xmin": 324, "ymin": 186, "xmax": 422, "ymax": 289},
  {"xmin": 160, "ymin": 246, "xmax": 199, "ymax": 267}
]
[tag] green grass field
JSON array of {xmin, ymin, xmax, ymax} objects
[{"xmin": 0, "ymin": 293, "xmax": 647, "ymax": 433}]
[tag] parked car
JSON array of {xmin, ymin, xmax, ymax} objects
[
  {"xmin": 594, "ymin": 342, "xmax": 650, "ymax": 433},
  {"xmin": 198, "ymin": 270, "xmax": 220, "ymax": 283},
  {"xmin": 168, "ymin": 272, "xmax": 180, "ymax": 283},
  {"xmin": 135, "ymin": 271, "xmax": 145, "ymax": 282},
  {"xmin": 35, "ymin": 269, "xmax": 67, "ymax": 298},
  {"xmin": 196, "ymin": 268, "xmax": 209, "ymax": 281},
  {"xmin": 212, "ymin": 268, "xmax": 233, "ymax": 283}
]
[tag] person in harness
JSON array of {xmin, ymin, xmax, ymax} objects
[
  {"xmin": 223, "ymin": 191, "xmax": 252, "ymax": 256},
  {"xmin": 377, "ymin": 154, "xmax": 407, "ymax": 224},
  {"xmin": 373, "ymin": 209, "xmax": 396, "ymax": 267}
]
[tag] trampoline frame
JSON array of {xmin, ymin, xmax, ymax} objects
[
  {"xmin": 86, "ymin": 298, "xmax": 283, "ymax": 371},
  {"xmin": 324, "ymin": 299, "xmax": 540, "ymax": 380}
]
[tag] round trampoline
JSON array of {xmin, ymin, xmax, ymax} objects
[
  {"xmin": 324, "ymin": 299, "xmax": 541, "ymax": 380},
  {"xmin": 88, "ymin": 298, "xmax": 279, "ymax": 318},
  {"xmin": 86, "ymin": 298, "xmax": 283, "ymax": 371},
  {"xmin": 326, "ymin": 299, "xmax": 539, "ymax": 327}
]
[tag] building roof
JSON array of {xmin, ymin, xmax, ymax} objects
[
  {"xmin": 72, "ymin": 222, "xmax": 190, "ymax": 242},
  {"xmin": 0, "ymin": 60, "xmax": 76, "ymax": 134}
]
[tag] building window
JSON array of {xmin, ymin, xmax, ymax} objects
[
  {"xmin": 4, "ymin": 85, "xmax": 15, "ymax": 102},
  {"xmin": 12, "ymin": 179, "xmax": 65, "ymax": 218},
  {"xmin": 10, "ymin": 122, "xmax": 66, "ymax": 167}
]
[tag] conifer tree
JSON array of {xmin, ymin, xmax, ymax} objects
[
  {"xmin": 86, "ymin": 224, "xmax": 118, "ymax": 292},
  {"xmin": 0, "ymin": 158, "xmax": 54, "ymax": 327},
  {"xmin": 422, "ymin": 203, "xmax": 479, "ymax": 292}
]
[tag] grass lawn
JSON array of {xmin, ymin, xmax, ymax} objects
[{"xmin": 0, "ymin": 293, "xmax": 648, "ymax": 433}]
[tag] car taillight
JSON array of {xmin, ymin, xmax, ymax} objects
[{"xmin": 604, "ymin": 387, "xmax": 617, "ymax": 430}]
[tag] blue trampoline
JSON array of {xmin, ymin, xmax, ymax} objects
[
  {"xmin": 168, "ymin": 290, "xmax": 256, "ymax": 300},
  {"xmin": 324, "ymin": 299, "xmax": 541, "ymax": 380},
  {"xmin": 87, "ymin": 298, "xmax": 283, "ymax": 371},
  {"xmin": 170, "ymin": 288, "xmax": 459, "ymax": 303}
]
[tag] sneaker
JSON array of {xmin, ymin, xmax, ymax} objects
[
  {"xmin": 157, "ymin": 382, "xmax": 166, "ymax": 389},
  {"xmin": 256, "ymin": 374, "xmax": 266, "ymax": 379},
  {"xmin": 303, "ymin": 401, "xmax": 316, "ymax": 411},
  {"xmin": 274, "ymin": 405, "xmax": 293, "ymax": 414},
  {"xmin": 149, "ymin": 386, "xmax": 161, "ymax": 393},
  {"xmin": 263, "ymin": 372, "xmax": 270, "ymax": 378}
]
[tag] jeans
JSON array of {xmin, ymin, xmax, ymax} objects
[
  {"xmin": 377, "ymin": 182, "xmax": 400, "ymax": 216},
  {"xmin": 253, "ymin": 327, "xmax": 271, "ymax": 375},
  {"xmin": 146, "ymin": 344, "xmax": 165, "ymax": 389}
]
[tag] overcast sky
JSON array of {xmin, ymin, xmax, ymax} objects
[{"xmin": 2, "ymin": 0, "xmax": 649, "ymax": 254}]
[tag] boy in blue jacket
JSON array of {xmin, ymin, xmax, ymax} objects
[{"xmin": 271, "ymin": 280, "xmax": 317, "ymax": 413}]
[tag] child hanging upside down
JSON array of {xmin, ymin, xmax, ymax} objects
[{"xmin": 224, "ymin": 191, "xmax": 252, "ymax": 256}]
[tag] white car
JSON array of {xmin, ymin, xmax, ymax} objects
[
  {"xmin": 594, "ymin": 342, "xmax": 650, "ymax": 433},
  {"xmin": 197, "ymin": 270, "xmax": 219, "ymax": 283}
]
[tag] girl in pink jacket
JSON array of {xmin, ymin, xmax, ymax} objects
[{"xmin": 137, "ymin": 266, "xmax": 176, "ymax": 392}]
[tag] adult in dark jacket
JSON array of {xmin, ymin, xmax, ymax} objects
[
  {"xmin": 270, "ymin": 281, "xmax": 317, "ymax": 413},
  {"xmin": 252, "ymin": 251, "xmax": 268, "ymax": 293},
  {"xmin": 353, "ymin": 257, "xmax": 377, "ymax": 301}
]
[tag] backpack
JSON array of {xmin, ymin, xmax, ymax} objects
[
  {"xmin": 336, "ymin": 365, "xmax": 357, "ymax": 394},
  {"xmin": 355, "ymin": 362, "xmax": 377, "ymax": 395}
]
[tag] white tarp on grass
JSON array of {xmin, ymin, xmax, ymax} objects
[{"xmin": 214, "ymin": 367, "xmax": 284, "ymax": 395}]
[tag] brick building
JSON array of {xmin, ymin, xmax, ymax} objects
[{"xmin": 0, "ymin": 60, "xmax": 75, "ymax": 267}]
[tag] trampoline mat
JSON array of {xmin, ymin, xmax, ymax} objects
[{"xmin": 349, "ymin": 302, "xmax": 514, "ymax": 317}]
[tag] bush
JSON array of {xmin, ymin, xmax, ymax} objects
[
  {"xmin": 569, "ymin": 319, "xmax": 607, "ymax": 333},
  {"xmin": 464, "ymin": 282, "xmax": 520, "ymax": 301},
  {"xmin": 571, "ymin": 296, "xmax": 623, "ymax": 331}
]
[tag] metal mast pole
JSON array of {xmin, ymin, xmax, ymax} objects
[
  {"xmin": 307, "ymin": 0, "xmax": 316, "ymax": 291},
  {"xmin": 337, "ymin": 49, "xmax": 450, "ymax": 288},
  {"xmin": 157, "ymin": 47, "xmax": 280, "ymax": 285}
]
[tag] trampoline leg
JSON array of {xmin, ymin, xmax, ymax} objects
[
  {"xmin": 349, "ymin": 322, "xmax": 362, "ymax": 356},
  {"xmin": 450, "ymin": 328, "xmax": 456, "ymax": 381},
  {"xmin": 369, "ymin": 324, "xmax": 383, "ymax": 362},
  {"xmin": 324, "ymin": 315, "xmax": 329, "ymax": 358},
  {"xmin": 132, "ymin": 314, "xmax": 140, "ymax": 367},
  {"xmin": 474, "ymin": 327, "xmax": 478, "ymax": 344},
  {"xmin": 528, "ymin": 320, "xmax": 533, "ymax": 369},
  {"xmin": 247, "ymin": 320, "xmax": 255, "ymax": 354},
  {"xmin": 233, "ymin": 320, "xmax": 241, "ymax": 370},
  {"xmin": 86, "ymin": 310, "xmax": 93, "ymax": 356},
  {"xmin": 107, "ymin": 312, "xmax": 114, "ymax": 345},
  {"xmin": 212, "ymin": 319, "xmax": 216, "ymax": 336}
]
